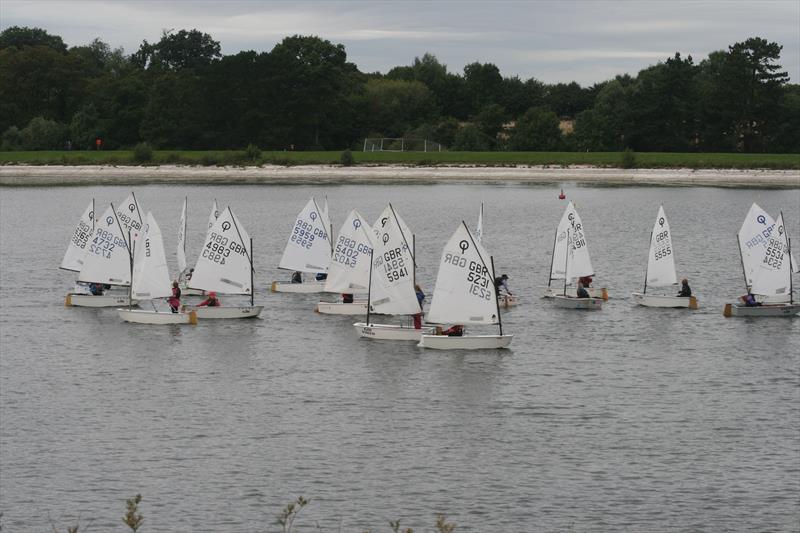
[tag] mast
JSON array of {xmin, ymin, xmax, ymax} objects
[
  {"xmin": 784, "ymin": 211, "xmax": 792, "ymax": 305},
  {"xmin": 184, "ymin": 195, "xmax": 188, "ymax": 259},
  {"xmin": 412, "ymin": 234, "xmax": 416, "ymax": 288},
  {"xmin": 250, "ymin": 237, "xmax": 255, "ymax": 306},
  {"xmin": 491, "ymin": 255, "xmax": 503, "ymax": 336},
  {"xmin": 643, "ymin": 229, "xmax": 653, "ymax": 294},
  {"xmin": 563, "ymin": 228, "xmax": 570, "ymax": 296},
  {"xmin": 366, "ymin": 248, "xmax": 374, "ymax": 326},
  {"xmin": 547, "ymin": 227, "xmax": 558, "ymax": 287},
  {"xmin": 128, "ymin": 230, "xmax": 133, "ymax": 310}
]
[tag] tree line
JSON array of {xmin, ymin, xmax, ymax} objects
[{"xmin": 0, "ymin": 26, "xmax": 797, "ymax": 153}]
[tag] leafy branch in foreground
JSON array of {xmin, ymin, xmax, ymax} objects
[
  {"xmin": 122, "ymin": 494, "xmax": 143, "ymax": 532},
  {"xmin": 276, "ymin": 496, "xmax": 309, "ymax": 533}
]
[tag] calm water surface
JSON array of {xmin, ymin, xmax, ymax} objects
[{"xmin": 1, "ymin": 183, "xmax": 799, "ymax": 532}]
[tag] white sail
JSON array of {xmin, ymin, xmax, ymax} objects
[
  {"xmin": 61, "ymin": 200, "xmax": 95, "ymax": 271},
  {"xmin": 132, "ymin": 212, "xmax": 171, "ymax": 300},
  {"xmin": 278, "ymin": 198, "xmax": 331, "ymax": 273},
  {"xmin": 645, "ymin": 206, "xmax": 678, "ymax": 287},
  {"xmin": 177, "ymin": 197, "xmax": 187, "ymax": 273},
  {"xmin": 372, "ymin": 205, "xmax": 414, "ymax": 253},
  {"xmin": 324, "ymin": 210, "xmax": 374, "ymax": 292},
  {"xmin": 77, "ymin": 204, "xmax": 131, "ymax": 285},
  {"xmin": 738, "ymin": 203, "xmax": 799, "ymax": 285},
  {"xmin": 189, "ymin": 206, "xmax": 252, "ymax": 295},
  {"xmin": 551, "ymin": 201, "xmax": 593, "ymax": 280},
  {"xmin": 369, "ymin": 206, "xmax": 419, "ymax": 315},
  {"xmin": 427, "ymin": 222, "xmax": 499, "ymax": 325},
  {"xmin": 208, "ymin": 199, "xmax": 220, "ymax": 231},
  {"xmin": 750, "ymin": 213, "xmax": 792, "ymax": 298},
  {"xmin": 115, "ymin": 192, "xmax": 144, "ymax": 244},
  {"xmin": 321, "ymin": 196, "xmax": 333, "ymax": 245},
  {"xmin": 475, "ymin": 203, "xmax": 484, "ymax": 243}
]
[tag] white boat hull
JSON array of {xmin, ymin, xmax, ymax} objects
[
  {"xmin": 315, "ymin": 302, "xmax": 368, "ymax": 315},
  {"xmin": 118, "ymin": 309, "xmax": 198, "ymax": 324},
  {"xmin": 543, "ymin": 286, "xmax": 608, "ymax": 300},
  {"xmin": 632, "ymin": 293, "xmax": 698, "ymax": 309},
  {"xmin": 66, "ymin": 293, "xmax": 138, "ymax": 307},
  {"xmin": 354, "ymin": 322, "xmax": 437, "ymax": 340},
  {"xmin": 189, "ymin": 305, "xmax": 263, "ymax": 319},
  {"xmin": 552, "ymin": 295, "xmax": 603, "ymax": 310},
  {"xmin": 498, "ymin": 294, "xmax": 519, "ymax": 308},
  {"xmin": 723, "ymin": 303, "xmax": 800, "ymax": 317},
  {"xmin": 418, "ymin": 334, "xmax": 513, "ymax": 350},
  {"xmin": 271, "ymin": 280, "xmax": 327, "ymax": 293}
]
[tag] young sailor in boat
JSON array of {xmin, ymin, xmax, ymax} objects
[
  {"xmin": 494, "ymin": 274, "xmax": 513, "ymax": 295},
  {"xmin": 740, "ymin": 293, "xmax": 761, "ymax": 307},
  {"xmin": 168, "ymin": 281, "xmax": 181, "ymax": 313},
  {"xmin": 413, "ymin": 284, "xmax": 425, "ymax": 329},
  {"xmin": 342, "ymin": 293, "xmax": 354, "ymax": 303},
  {"xmin": 578, "ymin": 275, "xmax": 593, "ymax": 288},
  {"xmin": 442, "ymin": 325, "xmax": 464, "ymax": 336},
  {"xmin": 198, "ymin": 291, "xmax": 220, "ymax": 307},
  {"xmin": 315, "ymin": 272, "xmax": 327, "ymax": 281},
  {"xmin": 677, "ymin": 278, "xmax": 692, "ymax": 297},
  {"xmin": 291, "ymin": 271, "xmax": 303, "ymax": 284},
  {"xmin": 89, "ymin": 282, "xmax": 105, "ymax": 296},
  {"xmin": 576, "ymin": 281, "xmax": 590, "ymax": 299}
]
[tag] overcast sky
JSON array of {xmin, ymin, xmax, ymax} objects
[{"xmin": 2, "ymin": 0, "xmax": 798, "ymax": 85}]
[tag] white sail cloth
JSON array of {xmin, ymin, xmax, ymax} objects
[
  {"xmin": 551, "ymin": 201, "xmax": 594, "ymax": 280},
  {"xmin": 132, "ymin": 212, "xmax": 171, "ymax": 299},
  {"xmin": 645, "ymin": 205, "xmax": 678, "ymax": 287},
  {"xmin": 77, "ymin": 204, "xmax": 131, "ymax": 285},
  {"xmin": 324, "ymin": 210, "xmax": 375, "ymax": 292},
  {"xmin": 278, "ymin": 198, "xmax": 332, "ymax": 273},
  {"xmin": 208, "ymin": 199, "xmax": 220, "ymax": 231},
  {"xmin": 427, "ymin": 222, "xmax": 499, "ymax": 325},
  {"xmin": 61, "ymin": 200, "xmax": 95, "ymax": 271},
  {"xmin": 115, "ymin": 192, "xmax": 144, "ymax": 245},
  {"xmin": 750, "ymin": 213, "xmax": 793, "ymax": 298},
  {"xmin": 738, "ymin": 203, "xmax": 799, "ymax": 287},
  {"xmin": 475, "ymin": 203, "xmax": 484, "ymax": 243},
  {"xmin": 189, "ymin": 206, "xmax": 252, "ymax": 295},
  {"xmin": 369, "ymin": 205, "xmax": 419, "ymax": 315}
]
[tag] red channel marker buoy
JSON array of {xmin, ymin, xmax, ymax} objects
[{"xmin": 558, "ymin": 189, "xmax": 566, "ymax": 200}]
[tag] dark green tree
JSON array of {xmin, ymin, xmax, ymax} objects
[
  {"xmin": 0, "ymin": 26, "xmax": 67, "ymax": 52},
  {"xmin": 509, "ymin": 106, "xmax": 562, "ymax": 151},
  {"xmin": 132, "ymin": 29, "xmax": 221, "ymax": 71}
]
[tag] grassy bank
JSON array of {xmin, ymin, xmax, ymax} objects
[{"xmin": 0, "ymin": 150, "xmax": 798, "ymax": 169}]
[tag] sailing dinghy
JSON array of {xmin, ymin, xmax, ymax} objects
[
  {"xmin": 187, "ymin": 206, "xmax": 263, "ymax": 318},
  {"xmin": 736, "ymin": 203, "xmax": 799, "ymax": 303},
  {"xmin": 418, "ymin": 222, "xmax": 513, "ymax": 349},
  {"xmin": 543, "ymin": 201, "xmax": 608, "ymax": 300},
  {"xmin": 631, "ymin": 206, "xmax": 698, "ymax": 309},
  {"xmin": 118, "ymin": 212, "xmax": 198, "ymax": 324},
  {"xmin": 61, "ymin": 199, "xmax": 96, "ymax": 295},
  {"xmin": 552, "ymin": 227, "xmax": 603, "ymax": 310},
  {"xmin": 724, "ymin": 212, "xmax": 799, "ymax": 317},
  {"xmin": 476, "ymin": 202, "xmax": 518, "ymax": 308},
  {"xmin": 354, "ymin": 204, "xmax": 436, "ymax": 340},
  {"xmin": 272, "ymin": 198, "xmax": 332, "ymax": 293},
  {"xmin": 66, "ymin": 202, "xmax": 138, "ymax": 307}
]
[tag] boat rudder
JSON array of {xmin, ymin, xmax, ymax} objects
[
  {"xmin": 188, "ymin": 310, "xmax": 198, "ymax": 325},
  {"xmin": 723, "ymin": 303, "xmax": 732, "ymax": 317},
  {"xmin": 270, "ymin": 281, "xmax": 277, "ymax": 292},
  {"xmin": 689, "ymin": 296, "xmax": 699, "ymax": 310},
  {"xmin": 65, "ymin": 293, "xmax": 72, "ymax": 307}
]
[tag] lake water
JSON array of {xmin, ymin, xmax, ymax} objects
[{"xmin": 1, "ymin": 183, "xmax": 799, "ymax": 532}]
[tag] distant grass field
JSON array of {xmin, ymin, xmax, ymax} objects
[{"xmin": 0, "ymin": 150, "xmax": 798, "ymax": 169}]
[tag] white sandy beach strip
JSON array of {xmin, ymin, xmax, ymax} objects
[{"xmin": 1, "ymin": 164, "xmax": 798, "ymax": 188}]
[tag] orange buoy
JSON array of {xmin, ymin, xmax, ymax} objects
[{"xmin": 558, "ymin": 189, "xmax": 566, "ymax": 200}]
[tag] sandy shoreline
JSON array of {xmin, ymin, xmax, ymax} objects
[{"xmin": 1, "ymin": 164, "xmax": 798, "ymax": 188}]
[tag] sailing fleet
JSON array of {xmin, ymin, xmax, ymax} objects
[{"xmin": 61, "ymin": 194, "xmax": 799, "ymax": 347}]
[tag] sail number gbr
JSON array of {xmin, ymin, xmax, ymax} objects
[
  {"xmin": 333, "ymin": 236, "xmax": 370, "ymax": 268},
  {"xmin": 202, "ymin": 232, "xmax": 246, "ymax": 265},
  {"xmin": 762, "ymin": 236, "xmax": 785, "ymax": 269},
  {"xmin": 89, "ymin": 228, "xmax": 126, "ymax": 259},
  {"xmin": 374, "ymin": 247, "xmax": 409, "ymax": 282},
  {"xmin": 444, "ymin": 253, "xmax": 492, "ymax": 301},
  {"xmin": 291, "ymin": 220, "xmax": 326, "ymax": 250},
  {"xmin": 652, "ymin": 230, "xmax": 672, "ymax": 261}
]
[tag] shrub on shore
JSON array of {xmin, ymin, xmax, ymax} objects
[{"xmin": 133, "ymin": 142, "xmax": 154, "ymax": 163}]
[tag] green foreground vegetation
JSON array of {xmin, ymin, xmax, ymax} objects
[{"xmin": 1, "ymin": 150, "xmax": 798, "ymax": 169}]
